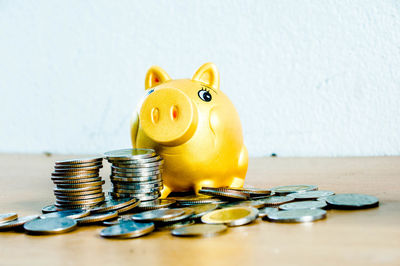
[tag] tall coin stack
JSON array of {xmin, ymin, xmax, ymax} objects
[
  {"xmin": 51, "ymin": 157, "xmax": 105, "ymax": 209},
  {"xmin": 104, "ymin": 149, "xmax": 164, "ymax": 202}
]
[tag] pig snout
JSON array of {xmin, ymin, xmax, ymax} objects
[{"xmin": 139, "ymin": 88, "xmax": 198, "ymax": 146}]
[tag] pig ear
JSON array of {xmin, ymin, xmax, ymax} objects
[
  {"xmin": 192, "ymin": 63, "xmax": 220, "ymax": 90},
  {"xmin": 145, "ymin": 66, "xmax": 171, "ymax": 90}
]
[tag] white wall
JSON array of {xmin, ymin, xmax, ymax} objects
[{"xmin": 0, "ymin": 0, "xmax": 399, "ymax": 157}]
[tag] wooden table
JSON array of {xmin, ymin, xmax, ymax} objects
[{"xmin": 0, "ymin": 154, "xmax": 399, "ymax": 265}]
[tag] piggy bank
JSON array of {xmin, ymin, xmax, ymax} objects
[{"xmin": 131, "ymin": 63, "xmax": 248, "ymax": 197}]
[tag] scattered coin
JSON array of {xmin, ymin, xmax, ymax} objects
[
  {"xmin": 24, "ymin": 217, "xmax": 77, "ymax": 235},
  {"xmin": 271, "ymin": 185, "xmax": 318, "ymax": 195},
  {"xmin": 199, "ymin": 187, "xmax": 249, "ymax": 200},
  {"xmin": 219, "ymin": 200, "xmax": 267, "ymax": 209},
  {"xmin": 0, "ymin": 215, "xmax": 39, "ymax": 231},
  {"xmin": 188, "ymin": 204, "xmax": 219, "ymax": 219},
  {"xmin": 102, "ymin": 215, "xmax": 133, "ymax": 226},
  {"xmin": 39, "ymin": 209, "xmax": 90, "ymax": 220},
  {"xmin": 137, "ymin": 199, "xmax": 176, "ymax": 210},
  {"xmin": 259, "ymin": 196, "xmax": 295, "ymax": 206},
  {"xmin": 159, "ymin": 208, "xmax": 194, "ymax": 223},
  {"xmin": 171, "ymin": 224, "xmax": 228, "ymax": 237},
  {"xmin": 325, "ymin": 193, "xmax": 379, "ymax": 209},
  {"xmin": 155, "ymin": 219, "xmax": 196, "ymax": 231},
  {"xmin": 0, "ymin": 213, "xmax": 18, "ymax": 224},
  {"xmin": 77, "ymin": 211, "xmax": 118, "ymax": 225},
  {"xmin": 171, "ymin": 195, "xmax": 223, "ymax": 206},
  {"xmin": 289, "ymin": 190, "xmax": 335, "ymax": 200},
  {"xmin": 90, "ymin": 198, "xmax": 139, "ymax": 213},
  {"xmin": 100, "ymin": 220, "xmax": 155, "ymax": 239},
  {"xmin": 224, "ymin": 187, "xmax": 271, "ymax": 196},
  {"xmin": 279, "ymin": 200, "xmax": 327, "ymax": 210},
  {"xmin": 258, "ymin": 207, "xmax": 279, "ymax": 218},
  {"xmin": 201, "ymin": 207, "xmax": 258, "ymax": 227},
  {"xmin": 265, "ymin": 209, "xmax": 327, "ymax": 223},
  {"xmin": 131, "ymin": 209, "xmax": 185, "ymax": 222}
]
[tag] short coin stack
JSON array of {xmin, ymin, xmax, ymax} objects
[
  {"xmin": 104, "ymin": 149, "xmax": 164, "ymax": 202},
  {"xmin": 51, "ymin": 157, "xmax": 105, "ymax": 210}
]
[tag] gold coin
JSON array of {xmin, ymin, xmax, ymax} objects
[{"xmin": 201, "ymin": 207, "xmax": 258, "ymax": 226}]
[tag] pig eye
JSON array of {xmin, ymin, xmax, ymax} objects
[{"xmin": 198, "ymin": 89, "xmax": 212, "ymax": 102}]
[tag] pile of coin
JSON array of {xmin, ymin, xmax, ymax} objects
[
  {"xmin": 0, "ymin": 169, "xmax": 381, "ymax": 238},
  {"xmin": 104, "ymin": 149, "xmax": 164, "ymax": 203},
  {"xmin": 50, "ymin": 157, "xmax": 105, "ymax": 209}
]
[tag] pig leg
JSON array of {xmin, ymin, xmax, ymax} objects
[
  {"xmin": 229, "ymin": 146, "xmax": 248, "ymax": 188},
  {"xmin": 194, "ymin": 180, "xmax": 215, "ymax": 194},
  {"xmin": 160, "ymin": 185, "xmax": 172, "ymax": 199}
]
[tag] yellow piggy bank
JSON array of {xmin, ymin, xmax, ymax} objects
[{"xmin": 131, "ymin": 63, "xmax": 248, "ymax": 197}]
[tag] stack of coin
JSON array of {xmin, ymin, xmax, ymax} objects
[
  {"xmin": 51, "ymin": 157, "xmax": 105, "ymax": 209},
  {"xmin": 104, "ymin": 148, "xmax": 164, "ymax": 202}
]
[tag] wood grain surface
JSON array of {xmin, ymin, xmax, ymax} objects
[{"xmin": 0, "ymin": 154, "xmax": 399, "ymax": 266}]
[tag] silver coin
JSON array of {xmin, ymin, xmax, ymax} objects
[
  {"xmin": 201, "ymin": 206, "xmax": 258, "ymax": 227},
  {"xmin": 55, "ymin": 157, "xmax": 103, "ymax": 165},
  {"xmin": 271, "ymin": 185, "xmax": 318, "ymax": 195},
  {"xmin": 55, "ymin": 193, "xmax": 105, "ymax": 201},
  {"xmin": 326, "ymin": 193, "xmax": 379, "ymax": 209},
  {"xmin": 54, "ymin": 162, "xmax": 102, "ymax": 168},
  {"xmin": 54, "ymin": 188, "xmax": 103, "ymax": 196},
  {"xmin": 290, "ymin": 190, "xmax": 335, "ymax": 200},
  {"xmin": 110, "ymin": 192, "xmax": 160, "ymax": 202},
  {"xmin": 111, "ymin": 165, "xmax": 161, "ymax": 173},
  {"xmin": 42, "ymin": 205, "xmax": 58, "ymax": 214},
  {"xmin": 157, "ymin": 208, "xmax": 194, "ymax": 223},
  {"xmin": 111, "ymin": 188, "xmax": 161, "ymax": 195},
  {"xmin": 170, "ymin": 195, "xmax": 224, "ymax": 206},
  {"xmin": 39, "ymin": 209, "xmax": 90, "ymax": 219},
  {"xmin": 112, "ymin": 160, "xmax": 164, "ymax": 169},
  {"xmin": 0, "ymin": 215, "xmax": 39, "ymax": 230},
  {"xmin": 171, "ymin": 224, "xmax": 227, "ymax": 237},
  {"xmin": 52, "ymin": 177, "xmax": 102, "ymax": 184},
  {"xmin": 100, "ymin": 219, "xmax": 154, "ymax": 239},
  {"xmin": 265, "ymin": 209, "xmax": 327, "ymax": 223},
  {"xmin": 156, "ymin": 219, "xmax": 195, "ymax": 231},
  {"xmin": 91, "ymin": 198, "xmax": 139, "ymax": 213},
  {"xmin": 51, "ymin": 172, "xmax": 99, "ymax": 180},
  {"xmin": 260, "ymin": 196, "xmax": 295, "ymax": 206},
  {"xmin": 279, "ymin": 200, "xmax": 327, "ymax": 210},
  {"xmin": 131, "ymin": 209, "xmax": 185, "ymax": 222},
  {"xmin": 102, "ymin": 215, "xmax": 132, "ymax": 226},
  {"xmin": 188, "ymin": 203, "xmax": 219, "ymax": 219},
  {"xmin": 51, "ymin": 170, "xmax": 99, "ymax": 177},
  {"xmin": 24, "ymin": 217, "xmax": 77, "ymax": 234},
  {"xmin": 55, "ymin": 202, "xmax": 101, "ymax": 209},
  {"xmin": 53, "ymin": 165, "xmax": 102, "ymax": 172},
  {"xmin": 198, "ymin": 188, "xmax": 249, "ymax": 200},
  {"xmin": 77, "ymin": 211, "xmax": 118, "ymax": 225},
  {"xmin": 107, "ymin": 155, "xmax": 161, "ymax": 164},
  {"xmin": 55, "ymin": 196, "xmax": 105, "ymax": 205},
  {"xmin": 219, "ymin": 200, "xmax": 266, "ymax": 209},
  {"xmin": 258, "ymin": 207, "xmax": 279, "ymax": 218},
  {"xmin": 137, "ymin": 199, "xmax": 176, "ymax": 210},
  {"xmin": 55, "ymin": 180, "xmax": 105, "ymax": 188},
  {"xmin": 104, "ymin": 148, "xmax": 156, "ymax": 160},
  {"xmin": 0, "ymin": 213, "xmax": 18, "ymax": 223},
  {"xmin": 111, "ymin": 169, "xmax": 162, "ymax": 177},
  {"xmin": 111, "ymin": 180, "xmax": 162, "ymax": 189},
  {"xmin": 110, "ymin": 174, "xmax": 162, "ymax": 183},
  {"xmin": 53, "ymin": 185, "xmax": 103, "ymax": 193},
  {"xmin": 52, "ymin": 169, "xmax": 100, "ymax": 175}
]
